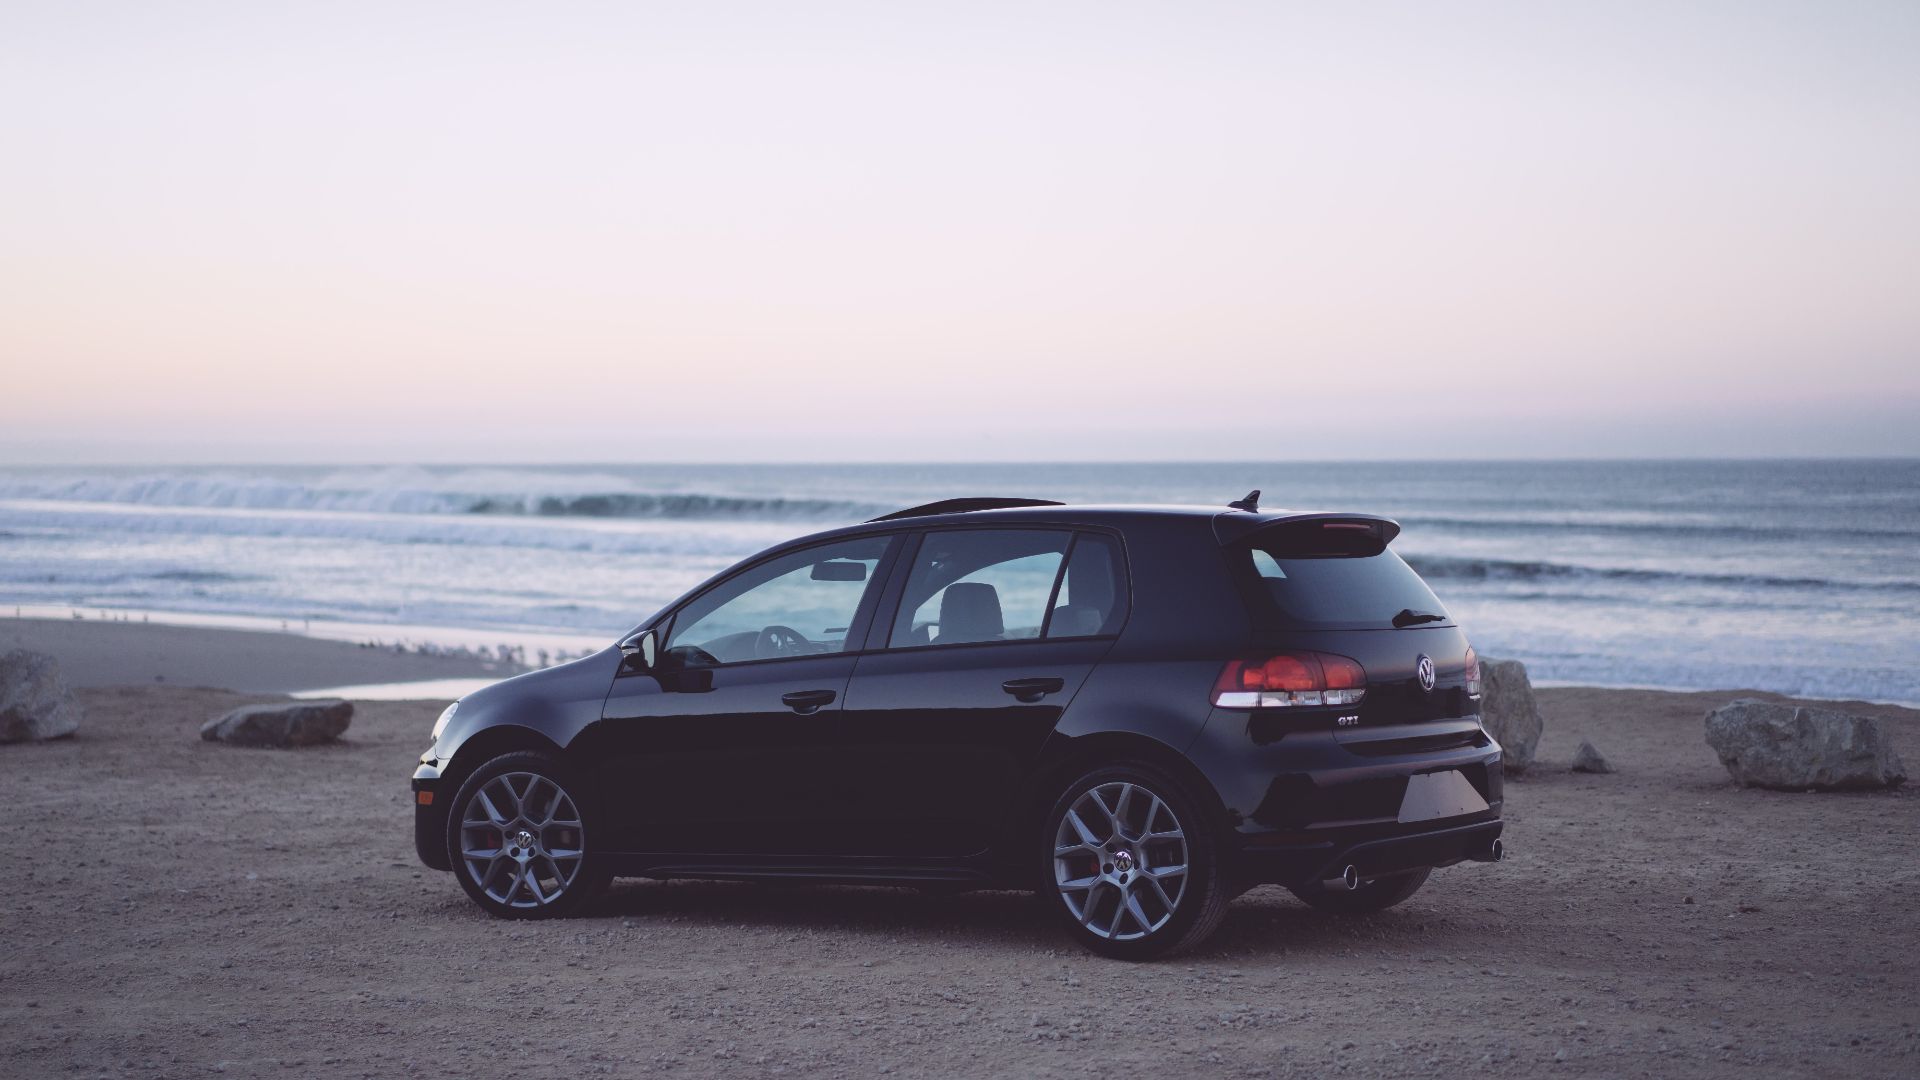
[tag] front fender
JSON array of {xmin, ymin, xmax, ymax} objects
[{"xmin": 430, "ymin": 647, "xmax": 622, "ymax": 765}]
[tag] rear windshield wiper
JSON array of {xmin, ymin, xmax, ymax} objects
[{"xmin": 1392, "ymin": 608, "xmax": 1448, "ymax": 628}]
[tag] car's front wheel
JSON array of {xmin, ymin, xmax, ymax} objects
[
  {"xmin": 1043, "ymin": 763, "xmax": 1229, "ymax": 960},
  {"xmin": 446, "ymin": 751, "xmax": 609, "ymax": 919}
]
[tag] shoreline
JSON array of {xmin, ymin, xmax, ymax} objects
[
  {"xmin": 6, "ymin": 614, "xmax": 1918, "ymax": 719},
  {"xmin": 1, "ymin": 616, "xmax": 536, "ymax": 696}
]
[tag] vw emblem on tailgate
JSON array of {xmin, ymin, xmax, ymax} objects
[{"xmin": 1415, "ymin": 654, "xmax": 1436, "ymax": 692}]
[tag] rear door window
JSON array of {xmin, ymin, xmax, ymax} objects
[{"xmin": 889, "ymin": 530, "xmax": 1071, "ymax": 647}]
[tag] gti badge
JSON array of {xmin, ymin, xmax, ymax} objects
[{"xmin": 1416, "ymin": 654, "xmax": 1436, "ymax": 692}]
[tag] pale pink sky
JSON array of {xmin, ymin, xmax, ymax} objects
[{"xmin": 2, "ymin": 1, "xmax": 1917, "ymax": 462}]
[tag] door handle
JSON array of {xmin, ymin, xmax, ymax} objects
[
  {"xmin": 781, "ymin": 689, "xmax": 837, "ymax": 714},
  {"xmin": 1001, "ymin": 677, "xmax": 1065, "ymax": 703}
]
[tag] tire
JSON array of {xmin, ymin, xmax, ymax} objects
[
  {"xmin": 445, "ymin": 750, "xmax": 611, "ymax": 919},
  {"xmin": 1042, "ymin": 762, "xmax": 1229, "ymax": 960},
  {"xmin": 1289, "ymin": 866, "xmax": 1430, "ymax": 914}
]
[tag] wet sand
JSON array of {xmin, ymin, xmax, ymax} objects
[{"xmin": 3, "ymin": 616, "xmax": 522, "ymax": 693}]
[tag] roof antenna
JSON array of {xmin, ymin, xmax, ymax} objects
[{"xmin": 1227, "ymin": 489, "xmax": 1261, "ymax": 512}]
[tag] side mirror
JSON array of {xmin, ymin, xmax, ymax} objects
[
  {"xmin": 618, "ymin": 629, "xmax": 657, "ymax": 670},
  {"xmin": 810, "ymin": 560, "xmax": 868, "ymax": 582}
]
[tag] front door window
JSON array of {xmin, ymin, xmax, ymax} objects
[{"xmin": 663, "ymin": 536, "xmax": 890, "ymax": 666}]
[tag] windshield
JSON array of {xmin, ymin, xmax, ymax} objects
[{"xmin": 1236, "ymin": 546, "xmax": 1450, "ymax": 630}]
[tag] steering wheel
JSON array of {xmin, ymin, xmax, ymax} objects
[{"xmin": 754, "ymin": 624, "xmax": 811, "ymax": 659}]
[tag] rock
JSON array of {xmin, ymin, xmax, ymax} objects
[
  {"xmin": 1478, "ymin": 657, "xmax": 1543, "ymax": 771},
  {"xmin": 1704, "ymin": 699, "xmax": 1905, "ymax": 791},
  {"xmin": 200, "ymin": 699, "xmax": 352, "ymax": 748},
  {"xmin": 1571, "ymin": 741, "xmax": 1613, "ymax": 774},
  {"xmin": 0, "ymin": 649, "xmax": 82, "ymax": 743}
]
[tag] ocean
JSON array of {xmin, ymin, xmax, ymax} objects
[{"xmin": 2, "ymin": 460, "xmax": 1916, "ymax": 704}]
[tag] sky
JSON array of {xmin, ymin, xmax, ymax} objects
[{"xmin": 1, "ymin": 1, "xmax": 1917, "ymax": 463}]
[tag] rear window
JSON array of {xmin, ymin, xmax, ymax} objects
[{"xmin": 1234, "ymin": 546, "xmax": 1450, "ymax": 630}]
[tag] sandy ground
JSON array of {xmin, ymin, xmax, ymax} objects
[
  {"xmin": 3, "ymin": 617, "xmax": 519, "ymax": 692},
  {"xmin": 3, "ymin": 627, "xmax": 1918, "ymax": 1077}
]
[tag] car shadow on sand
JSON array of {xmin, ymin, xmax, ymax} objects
[{"xmin": 578, "ymin": 878, "xmax": 1472, "ymax": 958}]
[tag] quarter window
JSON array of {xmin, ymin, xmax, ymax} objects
[
  {"xmin": 1046, "ymin": 533, "xmax": 1128, "ymax": 638},
  {"xmin": 889, "ymin": 530, "xmax": 1071, "ymax": 648}
]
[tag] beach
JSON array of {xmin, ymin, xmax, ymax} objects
[{"xmin": 4, "ymin": 619, "xmax": 1917, "ymax": 1077}]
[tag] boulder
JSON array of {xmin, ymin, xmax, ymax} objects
[
  {"xmin": 1704, "ymin": 699, "xmax": 1905, "ymax": 791},
  {"xmin": 201, "ymin": 699, "xmax": 352, "ymax": 748},
  {"xmin": 1571, "ymin": 741, "xmax": 1613, "ymax": 774},
  {"xmin": 1478, "ymin": 657, "xmax": 1542, "ymax": 771},
  {"xmin": 0, "ymin": 649, "xmax": 81, "ymax": 743}
]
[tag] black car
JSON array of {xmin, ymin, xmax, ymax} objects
[{"xmin": 412, "ymin": 494, "xmax": 1504, "ymax": 958}]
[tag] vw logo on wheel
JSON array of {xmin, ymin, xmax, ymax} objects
[{"xmin": 1415, "ymin": 654, "xmax": 1436, "ymax": 692}]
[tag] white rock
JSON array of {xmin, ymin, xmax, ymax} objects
[
  {"xmin": 1704, "ymin": 699, "xmax": 1905, "ymax": 791},
  {"xmin": 1571, "ymin": 741, "xmax": 1613, "ymax": 774},
  {"xmin": 1478, "ymin": 657, "xmax": 1542, "ymax": 771},
  {"xmin": 0, "ymin": 649, "xmax": 81, "ymax": 743},
  {"xmin": 201, "ymin": 699, "xmax": 352, "ymax": 747}
]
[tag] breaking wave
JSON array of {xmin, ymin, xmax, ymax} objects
[
  {"xmin": 0, "ymin": 470, "xmax": 883, "ymax": 522},
  {"xmin": 1403, "ymin": 554, "xmax": 1920, "ymax": 595}
]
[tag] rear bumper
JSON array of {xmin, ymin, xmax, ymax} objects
[
  {"xmin": 1235, "ymin": 815, "xmax": 1503, "ymax": 887},
  {"xmin": 1187, "ymin": 707, "xmax": 1506, "ymax": 887},
  {"xmin": 412, "ymin": 763, "xmax": 450, "ymax": 872}
]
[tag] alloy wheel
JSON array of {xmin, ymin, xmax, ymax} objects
[
  {"xmin": 458, "ymin": 771, "xmax": 585, "ymax": 909},
  {"xmin": 1052, "ymin": 781, "xmax": 1190, "ymax": 940}
]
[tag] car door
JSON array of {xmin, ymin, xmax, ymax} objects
[
  {"xmin": 837, "ymin": 528, "xmax": 1130, "ymax": 858},
  {"xmin": 595, "ymin": 533, "xmax": 900, "ymax": 856}
]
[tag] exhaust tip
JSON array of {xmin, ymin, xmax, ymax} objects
[
  {"xmin": 1321, "ymin": 864, "xmax": 1360, "ymax": 892},
  {"xmin": 1488, "ymin": 838, "xmax": 1504, "ymax": 862}
]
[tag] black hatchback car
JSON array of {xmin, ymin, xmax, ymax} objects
[{"xmin": 412, "ymin": 495, "xmax": 1504, "ymax": 958}]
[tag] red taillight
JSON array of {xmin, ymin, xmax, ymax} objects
[
  {"xmin": 1464, "ymin": 645, "xmax": 1482, "ymax": 697},
  {"xmin": 1213, "ymin": 651, "xmax": 1368, "ymax": 708}
]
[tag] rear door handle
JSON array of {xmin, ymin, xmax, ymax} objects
[
  {"xmin": 781, "ymin": 689, "xmax": 837, "ymax": 714},
  {"xmin": 1001, "ymin": 677, "xmax": 1065, "ymax": 703}
]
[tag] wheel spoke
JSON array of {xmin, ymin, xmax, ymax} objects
[
  {"xmin": 1077, "ymin": 882, "xmax": 1106, "ymax": 925},
  {"xmin": 1147, "ymin": 874, "xmax": 1177, "ymax": 911},
  {"xmin": 474, "ymin": 790, "xmax": 508, "ymax": 826},
  {"xmin": 1124, "ymin": 891, "xmax": 1153, "ymax": 935},
  {"xmin": 1064, "ymin": 808, "xmax": 1101, "ymax": 847},
  {"xmin": 1106, "ymin": 783, "xmax": 1134, "ymax": 834}
]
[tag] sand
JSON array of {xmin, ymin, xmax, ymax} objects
[{"xmin": 3, "ymin": 622, "xmax": 1918, "ymax": 1077}]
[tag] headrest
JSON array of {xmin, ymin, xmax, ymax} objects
[
  {"xmin": 938, "ymin": 582, "xmax": 1004, "ymax": 643},
  {"xmin": 1049, "ymin": 604, "xmax": 1104, "ymax": 637}
]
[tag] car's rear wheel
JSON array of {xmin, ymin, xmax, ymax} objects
[
  {"xmin": 1289, "ymin": 866, "xmax": 1430, "ymax": 914},
  {"xmin": 446, "ymin": 751, "xmax": 609, "ymax": 919},
  {"xmin": 1043, "ymin": 763, "xmax": 1229, "ymax": 960}
]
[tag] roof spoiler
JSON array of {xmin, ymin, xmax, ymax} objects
[
  {"xmin": 867, "ymin": 497, "xmax": 1063, "ymax": 523},
  {"xmin": 1213, "ymin": 512, "xmax": 1401, "ymax": 555}
]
